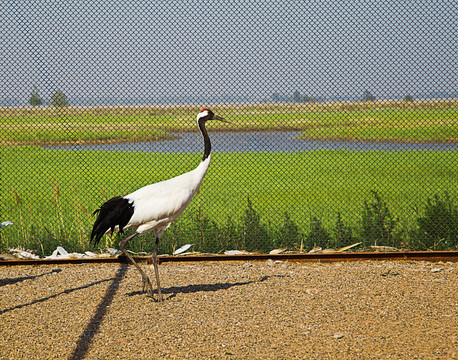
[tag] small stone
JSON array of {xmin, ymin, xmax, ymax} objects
[
  {"xmin": 431, "ymin": 268, "xmax": 443, "ymax": 273},
  {"xmin": 334, "ymin": 332, "xmax": 345, "ymax": 339},
  {"xmin": 266, "ymin": 259, "xmax": 275, "ymax": 266}
]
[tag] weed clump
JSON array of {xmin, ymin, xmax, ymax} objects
[
  {"xmin": 360, "ymin": 191, "xmax": 401, "ymax": 248},
  {"xmin": 275, "ymin": 211, "xmax": 302, "ymax": 249},
  {"xmin": 413, "ymin": 192, "xmax": 458, "ymax": 250},
  {"xmin": 306, "ymin": 216, "xmax": 332, "ymax": 249},
  {"xmin": 333, "ymin": 212, "xmax": 355, "ymax": 248}
]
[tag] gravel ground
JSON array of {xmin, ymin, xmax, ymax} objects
[{"xmin": 0, "ymin": 259, "xmax": 457, "ymax": 360}]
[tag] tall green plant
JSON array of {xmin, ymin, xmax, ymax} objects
[
  {"xmin": 275, "ymin": 211, "xmax": 302, "ymax": 249},
  {"xmin": 333, "ymin": 212, "xmax": 355, "ymax": 248},
  {"xmin": 414, "ymin": 192, "xmax": 458, "ymax": 250},
  {"xmin": 360, "ymin": 191, "xmax": 401, "ymax": 247},
  {"xmin": 241, "ymin": 197, "xmax": 271, "ymax": 252},
  {"xmin": 306, "ymin": 216, "xmax": 332, "ymax": 249}
]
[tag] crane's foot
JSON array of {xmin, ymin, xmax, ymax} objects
[
  {"xmin": 141, "ymin": 275, "xmax": 164, "ymax": 302},
  {"xmin": 141, "ymin": 275, "xmax": 154, "ymax": 296}
]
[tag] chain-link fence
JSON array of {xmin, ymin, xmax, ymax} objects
[{"xmin": 1, "ymin": 1, "xmax": 457, "ymax": 256}]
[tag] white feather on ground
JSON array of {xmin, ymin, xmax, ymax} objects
[
  {"xmin": 0, "ymin": 221, "xmax": 13, "ymax": 228},
  {"xmin": 173, "ymin": 244, "xmax": 194, "ymax": 255}
]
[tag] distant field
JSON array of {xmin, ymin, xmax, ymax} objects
[
  {"xmin": 1, "ymin": 100, "xmax": 456, "ymax": 145},
  {"xmin": 295, "ymin": 108, "xmax": 457, "ymax": 143}
]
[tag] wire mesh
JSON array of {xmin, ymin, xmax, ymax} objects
[{"xmin": 1, "ymin": 1, "xmax": 457, "ymax": 256}]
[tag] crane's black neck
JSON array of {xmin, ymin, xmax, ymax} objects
[{"xmin": 198, "ymin": 119, "xmax": 211, "ymax": 161}]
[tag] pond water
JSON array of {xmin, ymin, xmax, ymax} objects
[{"xmin": 44, "ymin": 131, "xmax": 458, "ymax": 153}]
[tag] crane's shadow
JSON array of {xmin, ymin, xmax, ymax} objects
[
  {"xmin": 0, "ymin": 268, "xmax": 62, "ymax": 287},
  {"xmin": 68, "ymin": 263, "xmax": 128, "ymax": 360},
  {"xmin": 126, "ymin": 275, "xmax": 280, "ymax": 298}
]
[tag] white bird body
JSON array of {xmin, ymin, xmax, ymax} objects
[
  {"xmin": 125, "ymin": 155, "xmax": 211, "ymax": 235},
  {"xmin": 91, "ymin": 109, "xmax": 232, "ymax": 301}
]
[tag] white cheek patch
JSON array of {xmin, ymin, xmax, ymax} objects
[{"xmin": 197, "ymin": 110, "xmax": 209, "ymax": 121}]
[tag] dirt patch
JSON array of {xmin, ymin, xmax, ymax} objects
[{"xmin": 0, "ymin": 260, "xmax": 457, "ymax": 359}]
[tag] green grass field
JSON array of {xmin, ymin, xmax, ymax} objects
[
  {"xmin": 1, "ymin": 146, "xmax": 457, "ymax": 254},
  {"xmin": 1, "ymin": 100, "xmax": 457, "ymax": 254},
  {"xmin": 1, "ymin": 100, "xmax": 457, "ymax": 145}
]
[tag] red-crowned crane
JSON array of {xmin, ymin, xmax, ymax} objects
[{"xmin": 90, "ymin": 109, "xmax": 233, "ymax": 301}]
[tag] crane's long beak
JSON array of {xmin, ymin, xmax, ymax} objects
[{"xmin": 214, "ymin": 115, "xmax": 235, "ymax": 124}]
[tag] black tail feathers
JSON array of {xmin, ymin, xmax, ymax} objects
[{"xmin": 90, "ymin": 196, "xmax": 135, "ymax": 245}]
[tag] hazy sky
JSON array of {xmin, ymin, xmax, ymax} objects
[{"xmin": 1, "ymin": 0, "xmax": 456, "ymax": 104}]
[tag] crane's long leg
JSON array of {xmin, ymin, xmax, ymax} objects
[
  {"xmin": 119, "ymin": 232, "xmax": 154, "ymax": 298},
  {"xmin": 152, "ymin": 235, "xmax": 163, "ymax": 302}
]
